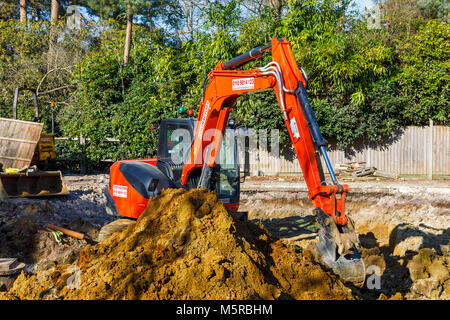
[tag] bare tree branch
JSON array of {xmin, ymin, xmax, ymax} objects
[
  {"xmin": 38, "ymin": 85, "xmax": 75, "ymax": 96},
  {"xmin": 36, "ymin": 66, "xmax": 73, "ymax": 96}
]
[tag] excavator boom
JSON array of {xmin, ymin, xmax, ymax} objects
[{"xmin": 180, "ymin": 38, "xmax": 365, "ymax": 286}]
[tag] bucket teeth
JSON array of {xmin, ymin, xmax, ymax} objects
[{"xmin": 314, "ymin": 209, "xmax": 366, "ymax": 287}]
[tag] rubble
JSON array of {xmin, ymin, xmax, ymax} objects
[
  {"xmin": 240, "ymin": 177, "xmax": 450, "ymax": 300},
  {"xmin": 0, "ymin": 175, "xmax": 448, "ymax": 300},
  {"xmin": 0, "ymin": 174, "xmax": 114, "ymax": 291},
  {"xmin": 6, "ymin": 189, "xmax": 353, "ymax": 300}
]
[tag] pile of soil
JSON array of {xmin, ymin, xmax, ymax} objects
[{"xmin": 6, "ymin": 189, "xmax": 353, "ymax": 300}]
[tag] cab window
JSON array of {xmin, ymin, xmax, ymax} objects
[
  {"xmin": 216, "ymin": 128, "xmax": 238, "ymax": 199},
  {"xmin": 163, "ymin": 123, "xmax": 192, "ymax": 163}
]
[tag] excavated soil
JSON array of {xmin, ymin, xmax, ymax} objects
[
  {"xmin": 240, "ymin": 177, "xmax": 450, "ymax": 300},
  {"xmin": 6, "ymin": 189, "xmax": 353, "ymax": 300},
  {"xmin": 1, "ymin": 175, "xmax": 448, "ymax": 300},
  {"xmin": 0, "ymin": 203, "xmax": 98, "ymax": 273}
]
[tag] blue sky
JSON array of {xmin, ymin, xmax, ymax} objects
[
  {"xmin": 76, "ymin": 0, "xmax": 379, "ymax": 28},
  {"xmin": 353, "ymin": 0, "xmax": 377, "ymax": 12},
  {"xmin": 77, "ymin": 0, "xmax": 379, "ymax": 20}
]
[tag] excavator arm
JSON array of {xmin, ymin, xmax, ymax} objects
[
  {"xmin": 180, "ymin": 38, "xmax": 366, "ymax": 286},
  {"xmin": 181, "ymin": 38, "xmax": 348, "ymax": 226}
]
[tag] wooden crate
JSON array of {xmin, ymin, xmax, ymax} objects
[{"xmin": 0, "ymin": 117, "xmax": 43, "ymax": 169}]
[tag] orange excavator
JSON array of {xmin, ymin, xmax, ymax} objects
[{"xmin": 103, "ymin": 38, "xmax": 366, "ymax": 286}]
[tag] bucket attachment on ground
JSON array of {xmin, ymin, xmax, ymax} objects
[
  {"xmin": 0, "ymin": 170, "xmax": 68, "ymax": 198},
  {"xmin": 314, "ymin": 209, "xmax": 366, "ymax": 287},
  {"xmin": 0, "ymin": 258, "xmax": 25, "ymax": 276}
]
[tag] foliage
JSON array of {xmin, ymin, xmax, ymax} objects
[
  {"xmin": 58, "ymin": 25, "xmax": 188, "ymax": 163},
  {"xmin": 0, "ymin": 0, "xmax": 448, "ymax": 170},
  {"xmin": 417, "ymin": 0, "xmax": 450, "ymax": 24},
  {"xmin": 395, "ymin": 20, "xmax": 449, "ymax": 124},
  {"xmin": 80, "ymin": 0, "xmax": 183, "ymax": 30},
  {"xmin": 0, "ymin": 18, "xmax": 90, "ymax": 129},
  {"xmin": 235, "ymin": 0, "xmax": 401, "ymax": 149}
]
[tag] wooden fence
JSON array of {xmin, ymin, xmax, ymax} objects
[
  {"xmin": 52, "ymin": 124, "xmax": 449, "ymax": 178},
  {"xmin": 240, "ymin": 123, "xmax": 450, "ymax": 178},
  {"xmin": 54, "ymin": 136, "xmax": 119, "ymax": 173}
]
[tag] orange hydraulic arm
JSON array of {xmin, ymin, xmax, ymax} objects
[{"xmin": 180, "ymin": 38, "xmax": 349, "ymax": 226}]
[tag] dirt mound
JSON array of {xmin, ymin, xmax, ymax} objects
[
  {"xmin": 7, "ymin": 189, "xmax": 353, "ymax": 300},
  {"xmin": 0, "ymin": 174, "xmax": 115, "ymax": 269},
  {"xmin": 0, "ymin": 292, "xmax": 19, "ymax": 300}
]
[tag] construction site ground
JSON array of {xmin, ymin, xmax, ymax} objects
[{"xmin": 0, "ymin": 174, "xmax": 449, "ymax": 300}]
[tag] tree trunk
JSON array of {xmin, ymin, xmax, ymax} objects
[
  {"xmin": 268, "ymin": 0, "xmax": 283, "ymax": 16},
  {"xmin": 20, "ymin": 0, "xmax": 27, "ymax": 26},
  {"xmin": 123, "ymin": 3, "xmax": 133, "ymax": 66},
  {"xmin": 50, "ymin": 0, "xmax": 59, "ymax": 26},
  {"xmin": 31, "ymin": 6, "xmax": 35, "ymax": 23},
  {"xmin": 48, "ymin": 0, "xmax": 60, "ymax": 69}
]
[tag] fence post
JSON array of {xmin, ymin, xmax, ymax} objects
[
  {"xmin": 12, "ymin": 88, "xmax": 19, "ymax": 119},
  {"xmin": 428, "ymin": 119, "xmax": 433, "ymax": 180},
  {"xmin": 80, "ymin": 134, "xmax": 86, "ymax": 174}
]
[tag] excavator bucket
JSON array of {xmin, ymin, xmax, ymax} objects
[
  {"xmin": 314, "ymin": 209, "xmax": 366, "ymax": 287},
  {"xmin": 0, "ymin": 170, "xmax": 68, "ymax": 198}
]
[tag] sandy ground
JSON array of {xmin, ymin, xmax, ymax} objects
[
  {"xmin": 0, "ymin": 174, "xmax": 449, "ymax": 299},
  {"xmin": 240, "ymin": 176, "xmax": 450, "ymax": 299}
]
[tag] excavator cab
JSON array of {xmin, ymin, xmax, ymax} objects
[
  {"xmin": 215, "ymin": 126, "xmax": 241, "ymax": 212},
  {"xmin": 156, "ymin": 118, "xmax": 240, "ymax": 212},
  {"xmin": 156, "ymin": 118, "xmax": 239, "ymax": 211},
  {"xmin": 155, "ymin": 118, "xmax": 195, "ymax": 183},
  {"xmin": 105, "ymin": 118, "xmax": 241, "ymax": 220}
]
